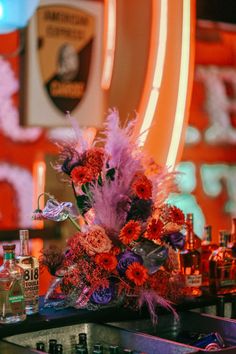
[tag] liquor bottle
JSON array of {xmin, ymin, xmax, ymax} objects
[
  {"xmin": 36, "ymin": 342, "xmax": 46, "ymax": 352},
  {"xmin": 179, "ymin": 213, "xmax": 202, "ymax": 297},
  {"xmin": 209, "ymin": 230, "xmax": 236, "ymax": 295},
  {"xmin": 93, "ymin": 343, "xmax": 103, "ymax": 353},
  {"xmin": 230, "ymin": 218, "xmax": 236, "ymax": 257},
  {"xmin": 216, "ymin": 295, "xmax": 225, "ymax": 317},
  {"xmin": 201, "ymin": 225, "xmax": 217, "ymax": 286},
  {"xmin": 48, "ymin": 339, "xmax": 57, "ymax": 354},
  {"xmin": 0, "ymin": 244, "xmax": 26, "ymax": 324},
  {"xmin": 55, "ymin": 344, "xmax": 63, "ymax": 353},
  {"xmin": 16, "ymin": 229, "xmax": 39, "ymax": 314},
  {"xmin": 231, "ymin": 293, "xmax": 236, "ymax": 319},
  {"xmin": 78, "ymin": 333, "xmax": 88, "ymax": 354},
  {"xmin": 75, "ymin": 346, "xmax": 87, "ymax": 354},
  {"xmin": 109, "ymin": 346, "xmax": 120, "ymax": 354}
]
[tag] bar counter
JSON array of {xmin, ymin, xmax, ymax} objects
[{"xmin": 0, "ymin": 294, "xmax": 224, "ymax": 353}]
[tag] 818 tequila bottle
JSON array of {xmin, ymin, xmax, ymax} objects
[
  {"xmin": 0, "ymin": 244, "xmax": 26, "ymax": 324},
  {"xmin": 16, "ymin": 230, "xmax": 39, "ymax": 314}
]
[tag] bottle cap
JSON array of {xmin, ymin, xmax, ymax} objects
[
  {"xmin": 19, "ymin": 229, "xmax": 29, "ymax": 240},
  {"xmin": 94, "ymin": 344, "xmax": 103, "ymax": 350},
  {"xmin": 219, "ymin": 230, "xmax": 230, "ymax": 245},
  {"xmin": 3, "ymin": 244, "xmax": 16, "ymax": 251},
  {"xmin": 186, "ymin": 213, "xmax": 194, "ymax": 221}
]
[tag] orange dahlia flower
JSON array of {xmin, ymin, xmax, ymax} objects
[
  {"xmin": 95, "ymin": 252, "xmax": 117, "ymax": 271},
  {"xmin": 126, "ymin": 262, "xmax": 148, "ymax": 286},
  {"xmin": 119, "ymin": 220, "xmax": 141, "ymax": 245}
]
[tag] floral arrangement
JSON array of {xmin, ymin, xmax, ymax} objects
[{"xmin": 33, "ymin": 109, "xmax": 186, "ymax": 323}]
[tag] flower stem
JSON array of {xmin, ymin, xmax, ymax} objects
[
  {"xmin": 37, "ymin": 192, "xmax": 55, "ymax": 209},
  {"xmin": 68, "ymin": 215, "xmax": 81, "ymax": 231}
]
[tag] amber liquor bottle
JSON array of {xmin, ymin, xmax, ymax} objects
[
  {"xmin": 230, "ymin": 218, "xmax": 236, "ymax": 257},
  {"xmin": 209, "ymin": 230, "xmax": 236, "ymax": 295},
  {"xmin": 201, "ymin": 225, "xmax": 218, "ymax": 286},
  {"xmin": 180, "ymin": 213, "xmax": 202, "ymax": 297},
  {"xmin": 16, "ymin": 229, "xmax": 39, "ymax": 314},
  {"xmin": 0, "ymin": 244, "xmax": 26, "ymax": 324}
]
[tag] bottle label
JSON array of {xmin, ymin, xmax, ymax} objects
[
  {"xmin": 23, "ymin": 267, "xmax": 39, "ymax": 301},
  {"xmin": 9, "ymin": 280, "xmax": 25, "ymax": 313},
  {"xmin": 9, "ymin": 295, "xmax": 24, "ymax": 303},
  {"xmin": 185, "ymin": 274, "xmax": 202, "ymax": 287},
  {"xmin": 219, "ymin": 279, "xmax": 236, "ymax": 287}
]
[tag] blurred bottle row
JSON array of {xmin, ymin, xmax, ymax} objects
[
  {"xmin": 35, "ymin": 332, "xmax": 144, "ymax": 354},
  {"xmin": 180, "ymin": 213, "xmax": 236, "ymax": 297}
]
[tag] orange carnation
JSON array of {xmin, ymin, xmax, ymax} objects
[
  {"xmin": 126, "ymin": 262, "xmax": 148, "ymax": 286},
  {"xmin": 85, "ymin": 148, "xmax": 104, "ymax": 175},
  {"xmin": 95, "ymin": 252, "xmax": 117, "ymax": 271},
  {"xmin": 131, "ymin": 174, "xmax": 152, "ymax": 200},
  {"xmin": 71, "ymin": 166, "xmax": 93, "ymax": 185},
  {"xmin": 119, "ymin": 220, "xmax": 141, "ymax": 245},
  {"xmin": 145, "ymin": 218, "xmax": 164, "ymax": 240}
]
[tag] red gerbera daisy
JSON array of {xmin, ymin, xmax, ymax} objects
[
  {"xmin": 145, "ymin": 218, "xmax": 164, "ymax": 240},
  {"xmin": 71, "ymin": 165, "xmax": 94, "ymax": 185},
  {"xmin": 119, "ymin": 220, "xmax": 141, "ymax": 245},
  {"xmin": 95, "ymin": 252, "xmax": 117, "ymax": 271},
  {"xmin": 131, "ymin": 174, "xmax": 152, "ymax": 200},
  {"xmin": 126, "ymin": 262, "xmax": 148, "ymax": 286},
  {"xmin": 169, "ymin": 206, "xmax": 185, "ymax": 225},
  {"xmin": 159, "ymin": 204, "xmax": 185, "ymax": 226}
]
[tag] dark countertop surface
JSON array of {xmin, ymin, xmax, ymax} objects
[{"xmin": 0, "ymin": 294, "xmax": 225, "ymax": 353}]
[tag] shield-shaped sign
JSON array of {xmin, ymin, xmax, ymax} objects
[{"xmin": 36, "ymin": 5, "xmax": 94, "ymax": 113}]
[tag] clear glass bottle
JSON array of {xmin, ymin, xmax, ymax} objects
[
  {"xmin": 0, "ymin": 244, "xmax": 26, "ymax": 324},
  {"xmin": 16, "ymin": 229, "xmax": 39, "ymax": 314},
  {"xmin": 180, "ymin": 213, "xmax": 202, "ymax": 297},
  {"xmin": 209, "ymin": 230, "xmax": 236, "ymax": 295},
  {"xmin": 201, "ymin": 225, "xmax": 218, "ymax": 286}
]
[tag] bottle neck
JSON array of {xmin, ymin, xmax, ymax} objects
[
  {"xmin": 186, "ymin": 214, "xmax": 195, "ymax": 250},
  {"xmin": 186, "ymin": 226, "xmax": 195, "ymax": 250},
  {"xmin": 202, "ymin": 226, "xmax": 212, "ymax": 244},
  {"xmin": 3, "ymin": 252, "xmax": 15, "ymax": 265},
  {"xmin": 219, "ymin": 232, "xmax": 229, "ymax": 248},
  {"xmin": 232, "ymin": 218, "xmax": 236, "ymax": 243},
  {"xmin": 19, "ymin": 237, "xmax": 29, "ymax": 256}
]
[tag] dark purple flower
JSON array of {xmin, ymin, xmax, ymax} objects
[
  {"xmin": 127, "ymin": 197, "xmax": 153, "ymax": 222},
  {"xmin": 90, "ymin": 285, "xmax": 114, "ymax": 305},
  {"xmin": 117, "ymin": 250, "xmax": 143, "ymax": 276},
  {"xmin": 164, "ymin": 232, "xmax": 185, "ymax": 250}
]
